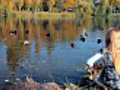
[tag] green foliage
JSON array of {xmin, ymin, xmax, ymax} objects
[
  {"xmin": 94, "ymin": 0, "xmax": 111, "ymax": 17},
  {"xmin": 75, "ymin": 0, "xmax": 94, "ymax": 17}
]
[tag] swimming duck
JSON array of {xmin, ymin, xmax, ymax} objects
[
  {"xmin": 22, "ymin": 41, "xmax": 30, "ymax": 45},
  {"xmin": 25, "ymin": 30, "xmax": 29, "ymax": 34},
  {"xmin": 10, "ymin": 30, "xmax": 17, "ymax": 35},
  {"xmin": 71, "ymin": 43, "xmax": 75, "ymax": 48},
  {"xmin": 97, "ymin": 39, "xmax": 102, "ymax": 44},
  {"xmin": 80, "ymin": 29, "xmax": 88, "ymax": 42},
  {"xmin": 80, "ymin": 37, "xmax": 85, "ymax": 42},
  {"xmin": 46, "ymin": 33, "xmax": 50, "ymax": 37}
]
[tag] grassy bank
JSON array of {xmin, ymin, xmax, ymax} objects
[
  {"xmin": 7, "ymin": 11, "xmax": 76, "ymax": 19},
  {"xmin": 2, "ymin": 11, "xmax": 120, "ymax": 20}
]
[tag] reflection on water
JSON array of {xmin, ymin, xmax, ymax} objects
[{"xmin": 0, "ymin": 16, "xmax": 118, "ymax": 84}]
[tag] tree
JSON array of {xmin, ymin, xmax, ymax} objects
[
  {"xmin": 63, "ymin": 0, "xmax": 78, "ymax": 9},
  {"xmin": 56, "ymin": 0, "xmax": 63, "ymax": 12},
  {"xmin": 75, "ymin": 0, "xmax": 94, "ymax": 17},
  {"xmin": 18, "ymin": 0, "xmax": 24, "ymax": 11},
  {"xmin": 47, "ymin": 0, "xmax": 56, "ymax": 12}
]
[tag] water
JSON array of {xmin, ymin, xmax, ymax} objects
[{"xmin": 0, "ymin": 16, "xmax": 118, "ymax": 85}]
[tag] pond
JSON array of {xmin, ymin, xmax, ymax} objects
[{"xmin": 0, "ymin": 16, "xmax": 119, "ymax": 85}]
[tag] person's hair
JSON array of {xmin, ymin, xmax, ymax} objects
[
  {"xmin": 105, "ymin": 28, "xmax": 120, "ymax": 76},
  {"xmin": 105, "ymin": 28, "xmax": 118, "ymax": 47}
]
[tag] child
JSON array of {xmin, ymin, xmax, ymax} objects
[{"xmin": 87, "ymin": 28, "xmax": 120, "ymax": 89}]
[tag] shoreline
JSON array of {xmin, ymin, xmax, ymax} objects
[
  {"xmin": 1, "ymin": 11, "xmax": 76, "ymax": 19},
  {"xmin": 1, "ymin": 11, "xmax": 120, "ymax": 20},
  {"xmin": 0, "ymin": 76, "xmax": 76, "ymax": 90}
]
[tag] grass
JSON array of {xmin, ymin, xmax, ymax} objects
[
  {"xmin": 110, "ymin": 13, "xmax": 120, "ymax": 17},
  {"xmin": 3, "ymin": 10, "xmax": 120, "ymax": 20},
  {"xmin": 7, "ymin": 11, "xmax": 76, "ymax": 19}
]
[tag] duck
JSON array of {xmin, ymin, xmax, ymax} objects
[
  {"xmin": 25, "ymin": 30, "xmax": 29, "ymax": 34},
  {"xmin": 80, "ymin": 37, "xmax": 85, "ymax": 42},
  {"xmin": 46, "ymin": 33, "xmax": 50, "ymax": 37},
  {"xmin": 10, "ymin": 30, "xmax": 17, "ymax": 35},
  {"xmin": 71, "ymin": 43, "xmax": 75, "ymax": 48},
  {"xmin": 22, "ymin": 41, "xmax": 30, "ymax": 45},
  {"xmin": 97, "ymin": 39, "xmax": 102, "ymax": 44},
  {"xmin": 80, "ymin": 29, "xmax": 88, "ymax": 42},
  {"xmin": 81, "ymin": 29, "xmax": 88, "ymax": 38}
]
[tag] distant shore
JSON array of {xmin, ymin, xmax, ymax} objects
[
  {"xmin": 1, "ymin": 11, "xmax": 76, "ymax": 19},
  {"xmin": 1, "ymin": 11, "xmax": 120, "ymax": 19}
]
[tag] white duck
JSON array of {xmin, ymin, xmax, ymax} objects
[{"xmin": 23, "ymin": 41, "xmax": 30, "ymax": 45}]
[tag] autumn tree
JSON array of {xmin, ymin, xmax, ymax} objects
[
  {"xmin": 42, "ymin": 0, "xmax": 49, "ymax": 11},
  {"xmin": 0, "ymin": 0, "xmax": 7, "ymax": 13},
  {"xmin": 47, "ymin": 0, "xmax": 56, "ymax": 12},
  {"xmin": 18, "ymin": 0, "xmax": 24, "ymax": 11},
  {"xmin": 75, "ymin": 0, "xmax": 94, "ymax": 17},
  {"xmin": 35, "ymin": 0, "xmax": 44, "ymax": 11},
  {"xmin": 0, "ymin": 0, "xmax": 114, "ymax": 14},
  {"xmin": 56, "ymin": 0, "xmax": 63, "ymax": 12},
  {"xmin": 63, "ymin": 0, "xmax": 78, "ymax": 9},
  {"xmin": 93, "ymin": 0, "xmax": 111, "ymax": 16}
]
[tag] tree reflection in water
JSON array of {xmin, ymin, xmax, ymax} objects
[{"xmin": 0, "ymin": 16, "xmax": 118, "ymax": 84}]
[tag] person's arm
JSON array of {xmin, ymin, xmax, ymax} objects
[
  {"xmin": 86, "ymin": 48, "xmax": 108, "ymax": 68},
  {"xmin": 86, "ymin": 52, "xmax": 104, "ymax": 67}
]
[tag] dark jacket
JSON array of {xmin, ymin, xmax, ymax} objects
[{"xmin": 98, "ymin": 50, "xmax": 120, "ymax": 90}]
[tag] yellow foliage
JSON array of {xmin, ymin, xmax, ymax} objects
[
  {"xmin": 4, "ymin": 2, "xmax": 6, "ymax": 7},
  {"xmin": 0, "ymin": 0, "xmax": 116, "ymax": 12},
  {"xmin": 111, "ymin": 0, "xmax": 120, "ymax": 4},
  {"xmin": 63, "ymin": 0, "xmax": 78, "ymax": 9},
  {"xmin": 9, "ymin": 0, "xmax": 13, "ymax": 12}
]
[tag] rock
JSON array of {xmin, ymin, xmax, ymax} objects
[
  {"xmin": 25, "ymin": 76, "xmax": 40, "ymax": 88},
  {"xmin": 65, "ymin": 83, "xmax": 79, "ymax": 90},
  {"xmin": 0, "ymin": 76, "xmax": 62, "ymax": 90},
  {"xmin": 40, "ymin": 83, "xmax": 62, "ymax": 90}
]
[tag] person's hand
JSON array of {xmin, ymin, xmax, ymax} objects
[{"xmin": 85, "ymin": 64, "xmax": 93, "ymax": 74}]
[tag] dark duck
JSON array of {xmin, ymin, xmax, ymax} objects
[{"xmin": 10, "ymin": 30, "xmax": 17, "ymax": 35}]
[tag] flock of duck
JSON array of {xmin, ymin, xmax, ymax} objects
[
  {"xmin": 2, "ymin": 29, "xmax": 102, "ymax": 47},
  {"xmin": 9, "ymin": 30, "xmax": 51, "ymax": 45},
  {"xmin": 10, "ymin": 30, "xmax": 30, "ymax": 45},
  {"xmin": 71, "ymin": 30, "xmax": 102, "ymax": 48}
]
